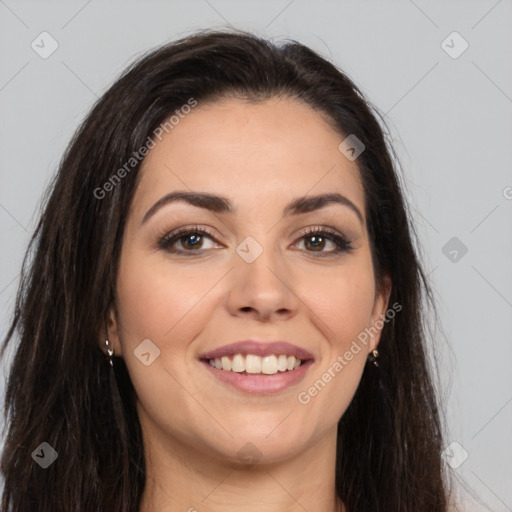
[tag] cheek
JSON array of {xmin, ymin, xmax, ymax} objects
[
  {"xmin": 113, "ymin": 254, "xmax": 210, "ymax": 430},
  {"xmin": 115, "ymin": 251, "xmax": 215, "ymax": 343},
  {"xmin": 294, "ymin": 255, "xmax": 376, "ymax": 420},
  {"xmin": 300, "ymin": 255, "xmax": 377, "ymax": 349}
]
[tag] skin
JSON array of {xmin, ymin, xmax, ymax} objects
[{"xmin": 103, "ymin": 97, "xmax": 391, "ymax": 512}]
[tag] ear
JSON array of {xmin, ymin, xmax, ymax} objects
[
  {"xmin": 368, "ymin": 275, "xmax": 392, "ymax": 353},
  {"xmin": 99, "ymin": 306, "xmax": 124, "ymax": 357}
]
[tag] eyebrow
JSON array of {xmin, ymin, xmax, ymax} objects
[{"xmin": 141, "ymin": 191, "xmax": 364, "ymax": 225}]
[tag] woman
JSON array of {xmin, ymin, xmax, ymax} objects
[{"xmin": 0, "ymin": 29, "xmax": 453, "ymax": 511}]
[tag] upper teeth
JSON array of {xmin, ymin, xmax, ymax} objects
[{"xmin": 208, "ymin": 354, "xmax": 302, "ymax": 374}]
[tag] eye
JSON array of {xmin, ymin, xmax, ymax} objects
[
  {"xmin": 294, "ymin": 227, "xmax": 353, "ymax": 257},
  {"xmin": 157, "ymin": 225, "xmax": 353, "ymax": 257},
  {"xmin": 157, "ymin": 225, "xmax": 220, "ymax": 254}
]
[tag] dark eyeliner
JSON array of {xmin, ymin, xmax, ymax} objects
[
  {"xmin": 157, "ymin": 225, "xmax": 216, "ymax": 253},
  {"xmin": 157, "ymin": 225, "xmax": 353, "ymax": 256},
  {"xmin": 299, "ymin": 226, "xmax": 353, "ymax": 257}
]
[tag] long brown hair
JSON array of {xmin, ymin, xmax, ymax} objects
[{"xmin": 1, "ymin": 29, "xmax": 452, "ymax": 511}]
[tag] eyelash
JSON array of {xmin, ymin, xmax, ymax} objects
[{"xmin": 157, "ymin": 225, "xmax": 353, "ymax": 258}]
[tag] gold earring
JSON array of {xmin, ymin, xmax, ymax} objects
[
  {"xmin": 105, "ymin": 339, "xmax": 114, "ymax": 367},
  {"xmin": 368, "ymin": 349, "xmax": 379, "ymax": 367}
]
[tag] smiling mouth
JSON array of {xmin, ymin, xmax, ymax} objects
[{"xmin": 201, "ymin": 353, "xmax": 307, "ymax": 375}]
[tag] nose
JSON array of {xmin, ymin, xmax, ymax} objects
[{"xmin": 225, "ymin": 242, "xmax": 299, "ymax": 322}]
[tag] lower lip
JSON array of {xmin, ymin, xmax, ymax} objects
[{"xmin": 201, "ymin": 359, "xmax": 314, "ymax": 395}]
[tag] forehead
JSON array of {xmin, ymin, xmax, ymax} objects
[{"xmin": 134, "ymin": 96, "xmax": 365, "ymax": 216}]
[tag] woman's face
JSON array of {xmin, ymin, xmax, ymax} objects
[{"xmin": 106, "ymin": 97, "xmax": 390, "ymax": 466}]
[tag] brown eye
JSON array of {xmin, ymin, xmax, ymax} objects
[
  {"xmin": 158, "ymin": 226, "xmax": 219, "ymax": 253},
  {"xmin": 179, "ymin": 233, "xmax": 203, "ymax": 250},
  {"xmin": 296, "ymin": 228, "xmax": 352, "ymax": 257},
  {"xmin": 304, "ymin": 233, "xmax": 327, "ymax": 251}
]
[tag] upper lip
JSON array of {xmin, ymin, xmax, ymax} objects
[{"xmin": 200, "ymin": 340, "xmax": 315, "ymax": 361}]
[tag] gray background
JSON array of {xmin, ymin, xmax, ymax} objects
[{"xmin": 1, "ymin": 1, "xmax": 511, "ymax": 510}]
